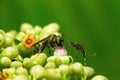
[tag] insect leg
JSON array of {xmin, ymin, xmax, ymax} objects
[
  {"xmin": 38, "ymin": 44, "xmax": 45, "ymax": 53},
  {"xmin": 47, "ymin": 42, "xmax": 53, "ymax": 55}
]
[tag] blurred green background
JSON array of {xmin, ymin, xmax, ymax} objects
[{"xmin": 0, "ymin": 0, "xmax": 120, "ymax": 79}]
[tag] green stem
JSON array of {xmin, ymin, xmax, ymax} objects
[
  {"xmin": 62, "ymin": 74, "xmax": 67, "ymax": 80},
  {"xmin": 81, "ymin": 75, "xmax": 86, "ymax": 80},
  {"xmin": 81, "ymin": 77, "xmax": 86, "ymax": 80},
  {"xmin": 33, "ymin": 77, "xmax": 37, "ymax": 80}
]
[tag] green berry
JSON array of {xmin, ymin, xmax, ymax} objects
[
  {"xmin": 10, "ymin": 61, "xmax": 22, "ymax": 68},
  {"xmin": 0, "ymin": 57, "xmax": 11, "ymax": 67},
  {"xmin": 84, "ymin": 66, "xmax": 95, "ymax": 78},
  {"xmin": 6, "ymin": 30, "xmax": 17, "ymax": 40},
  {"xmin": 30, "ymin": 53, "xmax": 47, "ymax": 66},
  {"xmin": 30, "ymin": 65, "xmax": 45, "ymax": 79},
  {"xmin": 2, "ymin": 68, "xmax": 15, "ymax": 75},
  {"xmin": 14, "ymin": 55, "xmax": 23, "ymax": 62},
  {"xmin": 35, "ymin": 35, "xmax": 41, "ymax": 42},
  {"xmin": 0, "ymin": 29, "xmax": 5, "ymax": 47},
  {"xmin": 26, "ymin": 29, "xmax": 35, "ymax": 36},
  {"xmin": 45, "ymin": 69, "xmax": 61, "ymax": 80},
  {"xmin": 54, "ymin": 57, "xmax": 62, "ymax": 67},
  {"xmin": 47, "ymin": 56, "xmax": 56, "ymax": 63},
  {"xmin": 2, "ymin": 47, "xmax": 18, "ymax": 60},
  {"xmin": 17, "ymin": 42, "xmax": 33, "ymax": 58},
  {"xmin": 44, "ymin": 62, "xmax": 56, "ymax": 69},
  {"xmin": 41, "ymin": 23, "xmax": 60, "ymax": 35},
  {"xmin": 69, "ymin": 62, "xmax": 84, "ymax": 75},
  {"xmin": 91, "ymin": 75, "xmax": 108, "ymax": 80},
  {"xmin": 15, "ymin": 32, "xmax": 26, "ymax": 41},
  {"xmin": 34, "ymin": 25, "xmax": 42, "ymax": 35},
  {"xmin": 30, "ymin": 54, "xmax": 39, "ymax": 65},
  {"xmin": 13, "ymin": 75, "xmax": 28, "ymax": 80},
  {"xmin": 4, "ymin": 36, "xmax": 13, "ymax": 47},
  {"xmin": 20, "ymin": 23, "xmax": 33, "ymax": 33},
  {"xmin": 23, "ymin": 58, "xmax": 33, "ymax": 69},
  {"xmin": 37, "ymin": 53, "xmax": 47, "ymax": 65},
  {"xmin": 15, "ymin": 67, "xmax": 28, "ymax": 76},
  {"xmin": 60, "ymin": 56, "xmax": 70, "ymax": 65},
  {"xmin": 59, "ymin": 65, "xmax": 69, "ymax": 75}
]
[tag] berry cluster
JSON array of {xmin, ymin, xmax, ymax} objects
[{"xmin": 0, "ymin": 23, "xmax": 108, "ymax": 80}]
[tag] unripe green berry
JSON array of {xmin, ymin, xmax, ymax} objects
[
  {"xmin": 59, "ymin": 65, "xmax": 69, "ymax": 75},
  {"xmin": 13, "ymin": 75, "xmax": 28, "ymax": 80},
  {"xmin": 47, "ymin": 56, "xmax": 56, "ymax": 63},
  {"xmin": 23, "ymin": 58, "xmax": 33, "ymax": 69},
  {"xmin": 14, "ymin": 55, "xmax": 23, "ymax": 62},
  {"xmin": 4, "ymin": 36, "xmax": 13, "ymax": 47},
  {"xmin": 0, "ymin": 29, "xmax": 5, "ymax": 47},
  {"xmin": 30, "ymin": 54, "xmax": 39, "ymax": 65},
  {"xmin": 60, "ymin": 56, "xmax": 71, "ymax": 65},
  {"xmin": 45, "ymin": 69, "xmax": 61, "ymax": 80},
  {"xmin": 17, "ymin": 42, "xmax": 33, "ymax": 58},
  {"xmin": 84, "ymin": 66, "xmax": 95, "ymax": 78},
  {"xmin": 59, "ymin": 65, "xmax": 70, "ymax": 80},
  {"xmin": 91, "ymin": 75, "xmax": 108, "ymax": 80},
  {"xmin": 30, "ymin": 53, "xmax": 47, "ymax": 66},
  {"xmin": 2, "ymin": 47, "xmax": 18, "ymax": 60},
  {"xmin": 35, "ymin": 35, "xmax": 41, "ymax": 42},
  {"xmin": 44, "ymin": 62, "xmax": 56, "ymax": 69},
  {"xmin": 10, "ymin": 61, "xmax": 22, "ymax": 68},
  {"xmin": 34, "ymin": 25, "xmax": 42, "ymax": 35},
  {"xmin": 30, "ymin": 65, "xmax": 45, "ymax": 79},
  {"xmin": 41, "ymin": 23, "xmax": 60, "ymax": 35},
  {"xmin": 39, "ymin": 33, "xmax": 50, "ymax": 40},
  {"xmin": 37, "ymin": 53, "xmax": 47, "ymax": 65},
  {"xmin": 2, "ymin": 68, "xmax": 15, "ymax": 75},
  {"xmin": 6, "ymin": 30, "xmax": 17, "ymax": 40},
  {"xmin": 70, "ymin": 62, "xmax": 84, "ymax": 75},
  {"xmin": 26, "ymin": 29, "xmax": 36, "ymax": 36},
  {"xmin": 15, "ymin": 32, "xmax": 26, "ymax": 41},
  {"xmin": 15, "ymin": 67, "xmax": 28, "ymax": 76},
  {"xmin": 20, "ymin": 23, "xmax": 33, "ymax": 33},
  {"xmin": 54, "ymin": 57, "xmax": 62, "ymax": 67},
  {"xmin": 0, "ymin": 57, "xmax": 11, "ymax": 67}
]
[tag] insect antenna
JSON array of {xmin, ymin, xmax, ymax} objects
[{"xmin": 70, "ymin": 41, "xmax": 87, "ymax": 65}]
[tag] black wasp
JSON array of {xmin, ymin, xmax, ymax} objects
[
  {"xmin": 32, "ymin": 34, "xmax": 64, "ymax": 54},
  {"xmin": 32, "ymin": 34, "xmax": 87, "ymax": 64},
  {"xmin": 70, "ymin": 42, "xmax": 87, "ymax": 62}
]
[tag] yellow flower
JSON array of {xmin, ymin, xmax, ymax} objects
[{"xmin": 23, "ymin": 35, "xmax": 36, "ymax": 48}]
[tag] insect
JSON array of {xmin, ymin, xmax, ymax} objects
[
  {"xmin": 0, "ymin": 72, "xmax": 9, "ymax": 80},
  {"xmin": 32, "ymin": 34, "xmax": 64, "ymax": 54},
  {"xmin": 70, "ymin": 42, "xmax": 87, "ymax": 62}
]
